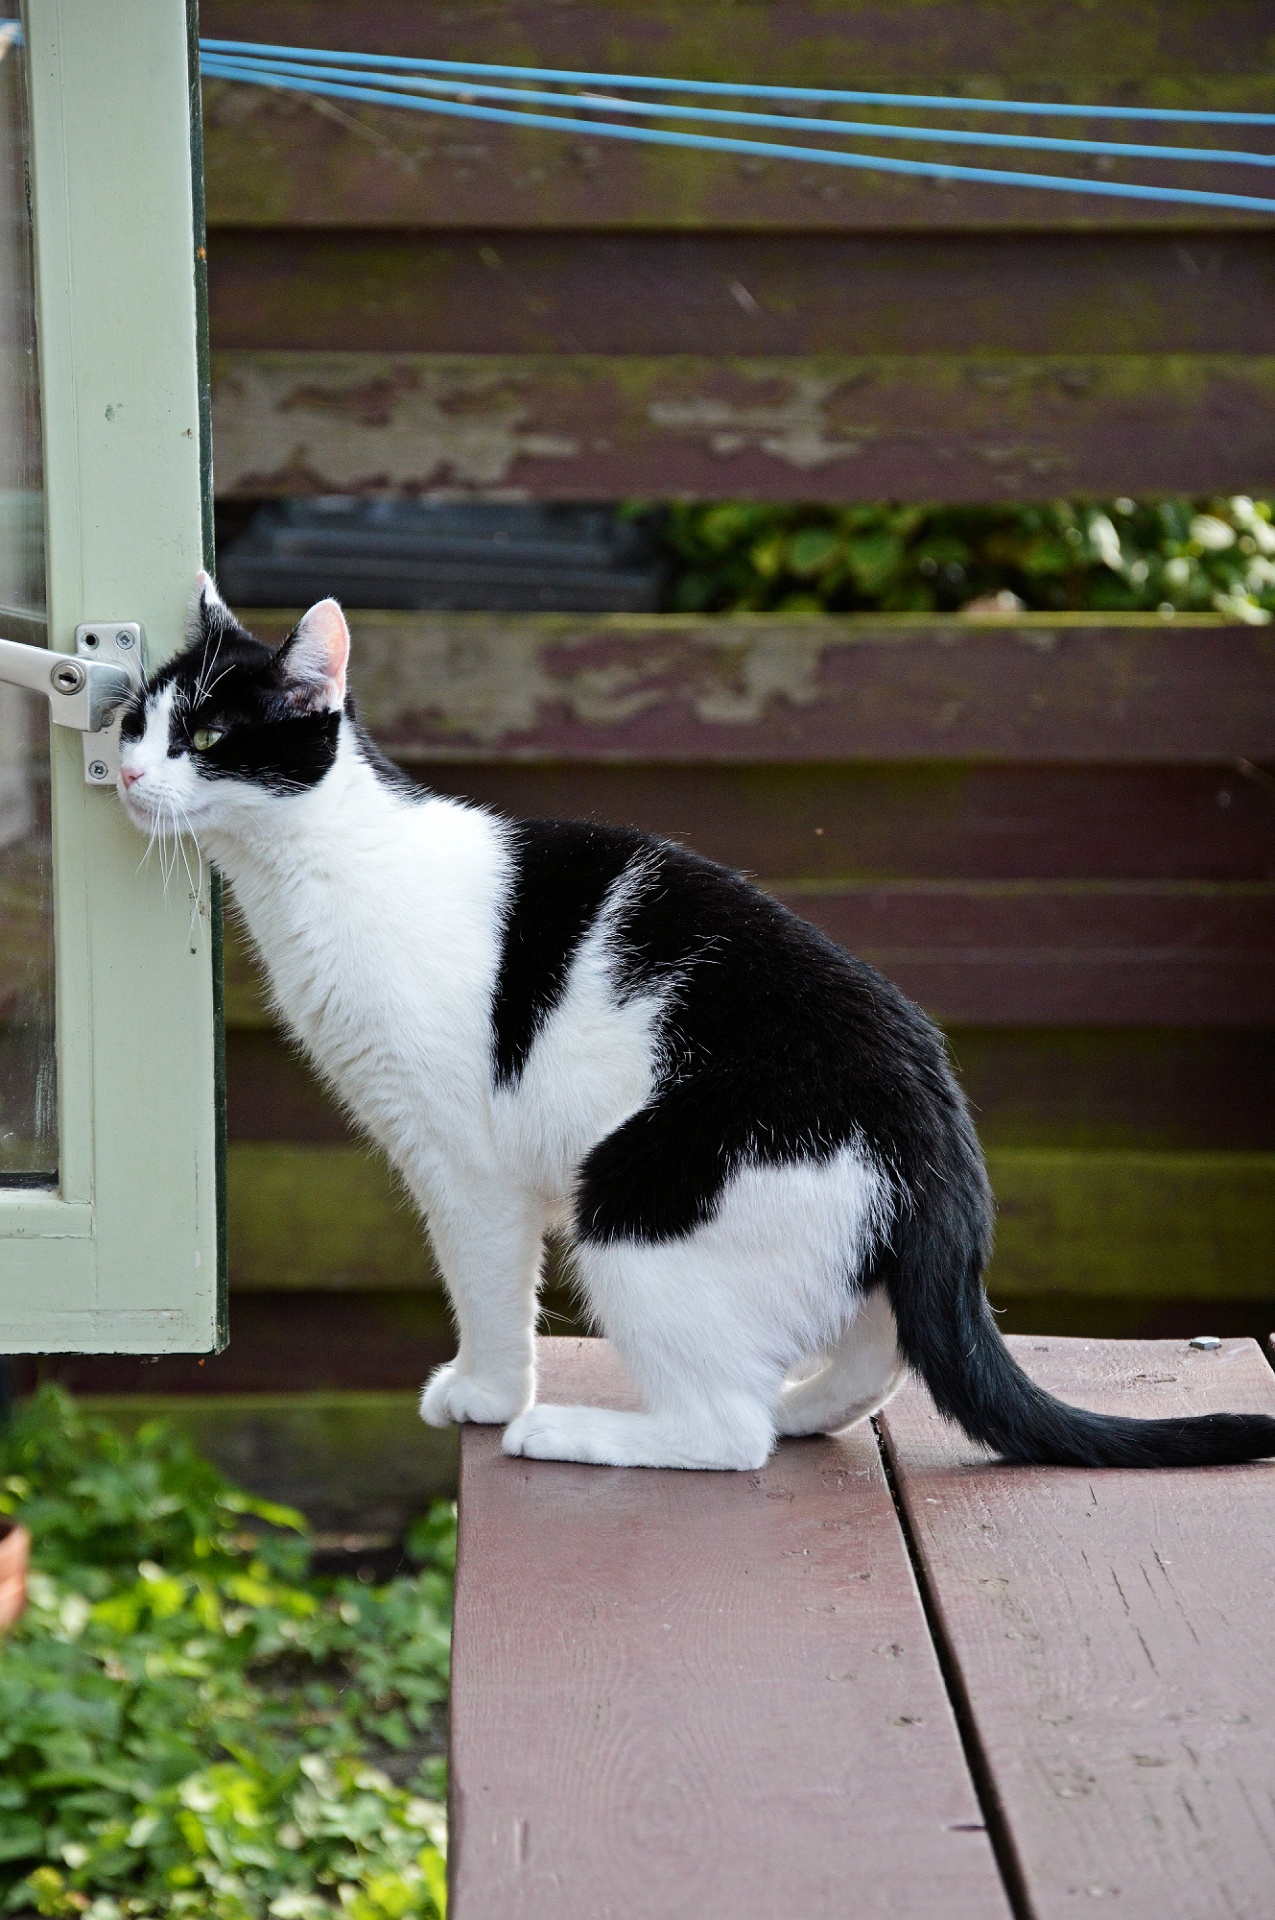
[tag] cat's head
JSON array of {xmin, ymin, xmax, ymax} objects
[{"xmin": 118, "ymin": 573, "xmax": 350, "ymax": 836}]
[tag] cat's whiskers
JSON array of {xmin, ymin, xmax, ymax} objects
[
  {"xmin": 158, "ymin": 799, "xmax": 183, "ymax": 895},
  {"xmin": 134, "ymin": 802, "xmax": 162, "ymax": 878},
  {"xmin": 196, "ymin": 661, "xmax": 235, "ymax": 708},
  {"xmin": 194, "ymin": 626, "xmax": 226, "ymax": 708},
  {"xmin": 172, "ymin": 797, "xmax": 206, "ymax": 943}
]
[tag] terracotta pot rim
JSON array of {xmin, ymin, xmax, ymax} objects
[{"xmin": 0, "ymin": 1518, "xmax": 31, "ymax": 1632}]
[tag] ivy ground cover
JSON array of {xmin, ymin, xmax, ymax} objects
[{"xmin": 0, "ymin": 1390, "xmax": 451, "ymax": 1920}]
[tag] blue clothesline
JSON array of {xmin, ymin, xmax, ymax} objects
[
  {"xmin": 200, "ymin": 42, "xmax": 1275, "ymax": 126},
  {"xmin": 199, "ymin": 56, "xmax": 1275, "ymax": 173},
  {"xmin": 199, "ymin": 42, "xmax": 1275, "ymax": 214}
]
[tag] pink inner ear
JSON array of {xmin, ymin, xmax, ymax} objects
[{"xmin": 290, "ymin": 599, "xmax": 350, "ymax": 708}]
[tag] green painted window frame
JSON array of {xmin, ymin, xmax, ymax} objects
[{"xmin": 0, "ymin": 0, "xmax": 223, "ymax": 1353}]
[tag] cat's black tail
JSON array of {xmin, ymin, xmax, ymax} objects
[{"xmin": 876, "ymin": 1139, "xmax": 1275, "ymax": 1469}]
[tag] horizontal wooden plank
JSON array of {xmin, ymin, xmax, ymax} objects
[
  {"xmin": 199, "ymin": 1, "xmax": 1275, "ymax": 89},
  {"xmin": 200, "ymin": 2, "xmax": 1275, "ymax": 232},
  {"xmin": 226, "ymin": 1141, "xmax": 442, "ymax": 1289},
  {"xmin": 241, "ymin": 611, "xmax": 1275, "ymax": 766},
  {"xmin": 211, "ymin": 350, "xmax": 1275, "ymax": 500},
  {"xmin": 950, "ymin": 1028, "xmax": 1275, "ymax": 1153},
  {"xmin": 783, "ymin": 880, "xmax": 1275, "ymax": 1025},
  {"xmin": 222, "ymin": 1026, "xmax": 1275, "ymax": 1154},
  {"xmin": 416, "ymin": 761, "xmax": 1275, "ymax": 884},
  {"xmin": 227, "ymin": 1028, "xmax": 353, "ymax": 1139},
  {"xmin": 221, "ymin": 878, "xmax": 1275, "ymax": 1028},
  {"xmin": 201, "ymin": 97, "xmax": 1275, "ymax": 237},
  {"xmin": 208, "ymin": 229, "xmax": 1275, "ymax": 357},
  {"xmin": 990, "ymin": 1294, "xmax": 1275, "ymax": 1343},
  {"xmin": 451, "ymin": 1335, "xmax": 1010, "ymax": 1920},
  {"xmin": 985, "ymin": 1149, "xmax": 1275, "ymax": 1299},
  {"xmin": 223, "ymin": 1138, "xmax": 1275, "ymax": 1302},
  {"xmin": 880, "ymin": 1337, "xmax": 1275, "ymax": 1920}
]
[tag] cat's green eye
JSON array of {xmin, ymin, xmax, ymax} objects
[{"xmin": 191, "ymin": 726, "xmax": 223, "ymax": 752}]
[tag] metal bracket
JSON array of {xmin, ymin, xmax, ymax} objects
[
  {"xmin": 74, "ymin": 624, "xmax": 147, "ymax": 784},
  {"xmin": 0, "ymin": 623, "xmax": 146, "ymax": 785}
]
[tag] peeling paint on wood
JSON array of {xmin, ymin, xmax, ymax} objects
[
  {"xmin": 243, "ymin": 610, "xmax": 1273, "ymax": 765},
  {"xmin": 210, "ymin": 351, "xmax": 1275, "ymax": 501}
]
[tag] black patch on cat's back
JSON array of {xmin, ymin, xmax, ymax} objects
[
  {"xmin": 575, "ymin": 839, "xmax": 970, "ymax": 1245},
  {"xmin": 492, "ymin": 818, "xmax": 647, "ymax": 1087}
]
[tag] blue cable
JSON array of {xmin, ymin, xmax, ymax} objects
[
  {"xmin": 202, "ymin": 52, "xmax": 1275, "ymax": 171},
  {"xmin": 200, "ymin": 55, "xmax": 1275, "ymax": 215},
  {"xmin": 200, "ymin": 39, "xmax": 1275, "ymax": 127}
]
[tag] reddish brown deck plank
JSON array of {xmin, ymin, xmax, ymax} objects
[
  {"xmin": 880, "ymin": 1336, "xmax": 1275, "ymax": 1920},
  {"xmin": 450, "ymin": 1336, "xmax": 1011, "ymax": 1920}
]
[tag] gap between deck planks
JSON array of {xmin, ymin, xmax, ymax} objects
[
  {"xmin": 450, "ymin": 1337, "xmax": 1011, "ymax": 1920},
  {"xmin": 452, "ymin": 1335, "xmax": 1275, "ymax": 1920},
  {"xmin": 881, "ymin": 1335, "xmax": 1275, "ymax": 1920}
]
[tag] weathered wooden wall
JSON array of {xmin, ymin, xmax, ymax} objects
[
  {"xmin": 29, "ymin": 2, "xmax": 1275, "ymax": 1406},
  {"xmin": 37, "ymin": 610, "xmax": 1267, "ymax": 1404},
  {"xmin": 200, "ymin": 0, "xmax": 1275, "ymax": 500},
  {"xmin": 218, "ymin": 610, "xmax": 1275, "ymax": 1350}
]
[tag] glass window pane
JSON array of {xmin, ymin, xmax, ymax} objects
[{"xmin": 0, "ymin": 10, "xmax": 55, "ymax": 1182}]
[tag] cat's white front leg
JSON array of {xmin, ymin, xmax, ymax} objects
[{"xmin": 417, "ymin": 1179, "xmax": 546, "ymax": 1429}]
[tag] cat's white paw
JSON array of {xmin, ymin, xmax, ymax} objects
[
  {"xmin": 501, "ymin": 1403, "xmax": 770, "ymax": 1470},
  {"xmin": 419, "ymin": 1362, "xmax": 532, "ymax": 1429},
  {"xmin": 502, "ymin": 1403, "xmax": 621, "ymax": 1463}
]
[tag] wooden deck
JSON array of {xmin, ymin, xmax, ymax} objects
[{"xmin": 450, "ymin": 1335, "xmax": 1275, "ymax": 1919}]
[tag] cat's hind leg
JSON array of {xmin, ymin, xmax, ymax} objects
[
  {"xmin": 775, "ymin": 1284, "xmax": 907, "ymax": 1437},
  {"xmin": 419, "ymin": 1179, "xmax": 548, "ymax": 1429},
  {"xmin": 504, "ymin": 1150, "xmax": 882, "ymax": 1470},
  {"xmin": 502, "ymin": 1228, "xmax": 781, "ymax": 1470}
]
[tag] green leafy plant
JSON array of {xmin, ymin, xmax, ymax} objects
[
  {"xmin": 0, "ymin": 1390, "xmax": 452, "ymax": 1920},
  {"xmin": 653, "ymin": 496, "xmax": 1275, "ymax": 621}
]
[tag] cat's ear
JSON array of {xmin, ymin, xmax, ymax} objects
[
  {"xmin": 186, "ymin": 569, "xmax": 239, "ymax": 647},
  {"xmin": 275, "ymin": 599, "xmax": 349, "ymax": 714}
]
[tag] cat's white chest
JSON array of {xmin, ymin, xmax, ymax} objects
[
  {"xmin": 225, "ymin": 792, "xmax": 508, "ymax": 1164},
  {"xmin": 218, "ymin": 776, "xmax": 666, "ymax": 1207}
]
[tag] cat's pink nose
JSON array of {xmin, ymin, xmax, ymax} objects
[{"xmin": 121, "ymin": 765, "xmax": 142, "ymax": 790}]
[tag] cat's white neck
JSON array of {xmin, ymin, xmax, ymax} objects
[{"xmin": 198, "ymin": 725, "xmax": 402, "ymax": 892}]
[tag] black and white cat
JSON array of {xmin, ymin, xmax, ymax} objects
[{"xmin": 118, "ymin": 578, "xmax": 1275, "ymax": 1472}]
